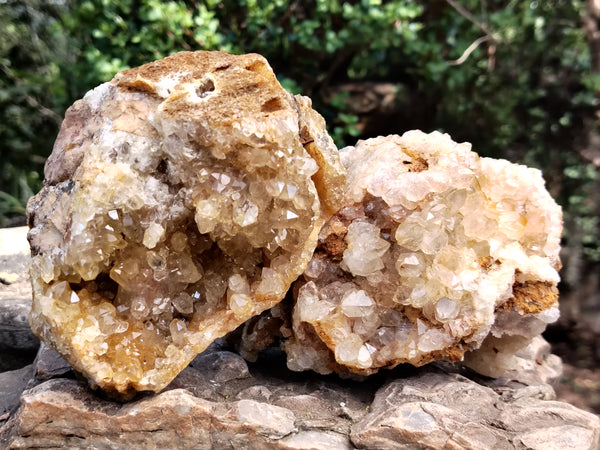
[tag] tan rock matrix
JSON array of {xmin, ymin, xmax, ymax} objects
[
  {"xmin": 27, "ymin": 51, "xmax": 562, "ymax": 396},
  {"xmin": 26, "ymin": 51, "xmax": 346, "ymax": 396}
]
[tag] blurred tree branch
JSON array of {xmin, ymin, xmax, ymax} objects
[
  {"xmin": 445, "ymin": 0, "xmax": 494, "ymax": 36},
  {"xmin": 447, "ymin": 35, "xmax": 493, "ymax": 66},
  {"xmin": 445, "ymin": 0, "xmax": 496, "ymax": 69}
]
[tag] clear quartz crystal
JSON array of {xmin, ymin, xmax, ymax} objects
[
  {"xmin": 343, "ymin": 221, "xmax": 390, "ymax": 277},
  {"xmin": 434, "ymin": 297, "xmax": 460, "ymax": 321},
  {"xmin": 341, "ymin": 290, "xmax": 375, "ymax": 318}
]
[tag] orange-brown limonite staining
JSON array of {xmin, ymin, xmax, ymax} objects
[
  {"xmin": 27, "ymin": 51, "xmax": 346, "ymax": 397},
  {"xmin": 497, "ymin": 280, "xmax": 559, "ymax": 315},
  {"xmin": 281, "ymin": 132, "xmax": 563, "ymax": 377}
]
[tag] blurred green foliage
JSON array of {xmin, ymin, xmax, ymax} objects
[
  {"xmin": 1, "ymin": 0, "xmax": 598, "ymax": 271},
  {"xmin": 0, "ymin": 0, "xmax": 65, "ymax": 225}
]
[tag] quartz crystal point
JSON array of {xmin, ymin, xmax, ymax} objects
[
  {"xmin": 26, "ymin": 51, "xmax": 345, "ymax": 396},
  {"xmin": 280, "ymin": 131, "xmax": 563, "ymax": 377}
]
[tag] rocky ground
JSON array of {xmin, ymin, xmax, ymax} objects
[
  {"xmin": 2, "ymin": 339, "xmax": 599, "ymax": 449},
  {"xmin": 1, "ymin": 226, "xmax": 599, "ymax": 449}
]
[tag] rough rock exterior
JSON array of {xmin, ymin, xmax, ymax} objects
[
  {"xmin": 1, "ymin": 340, "xmax": 598, "ymax": 450},
  {"xmin": 26, "ymin": 51, "xmax": 345, "ymax": 396},
  {"xmin": 274, "ymin": 132, "xmax": 563, "ymax": 377}
]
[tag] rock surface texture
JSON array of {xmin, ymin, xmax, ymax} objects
[
  {"xmin": 1, "ymin": 341, "xmax": 598, "ymax": 450},
  {"xmin": 261, "ymin": 132, "xmax": 563, "ymax": 377},
  {"xmin": 26, "ymin": 51, "xmax": 345, "ymax": 396}
]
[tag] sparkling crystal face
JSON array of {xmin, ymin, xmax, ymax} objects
[
  {"xmin": 282, "ymin": 132, "xmax": 562, "ymax": 376},
  {"xmin": 27, "ymin": 51, "xmax": 345, "ymax": 396}
]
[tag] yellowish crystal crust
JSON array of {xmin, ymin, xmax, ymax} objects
[
  {"xmin": 282, "ymin": 131, "xmax": 563, "ymax": 376},
  {"xmin": 26, "ymin": 51, "xmax": 345, "ymax": 396}
]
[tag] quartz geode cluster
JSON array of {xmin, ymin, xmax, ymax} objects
[
  {"xmin": 27, "ymin": 51, "xmax": 562, "ymax": 396},
  {"xmin": 27, "ymin": 51, "xmax": 345, "ymax": 395},
  {"xmin": 279, "ymin": 132, "xmax": 562, "ymax": 377}
]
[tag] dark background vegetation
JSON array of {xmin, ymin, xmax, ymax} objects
[{"xmin": 1, "ymin": 0, "xmax": 599, "ymax": 410}]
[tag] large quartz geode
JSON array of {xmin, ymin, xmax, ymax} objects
[
  {"xmin": 238, "ymin": 132, "xmax": 563, "ymax": 377},
  {"xmin": 26, "ymin": 51, "xmax": 345, "ymax": 395}
]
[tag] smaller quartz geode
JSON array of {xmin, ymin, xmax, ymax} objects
[
  {"xmin": 236, "ymin": 132, "xmax": 563, "ymax": 378},
  {"xmin": 26, "ymin": 51, "xmax": 345, "ymax": 396}
]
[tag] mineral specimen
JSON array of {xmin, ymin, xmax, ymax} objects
[
  {"xmin": 279, "ymin": 131, "xmax": 563, "ymax": 377},
  {"xmin": 26, "ymin": 51, "xmax": 345, "ymax": 396}
]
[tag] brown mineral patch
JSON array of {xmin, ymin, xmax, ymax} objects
[
  {"xmin": 117, "ymin": 77, "xmax": 157, "ymax": 95},
  {"xmin": 117, "ymin": 51, "xmax": 235, "ymax": 86},
  {"xmin": 299, "ymin": 125, "xmax": 315, "ymax": 145},
  {"xmin": 478, "ymin": 256, "xmax": 501, "ymax": 271},
  {"xmin": 261, "ymin": 97, "xmax": 285, "ymax": 113},
  {"xmin": 401, "ymin": 305, "xmax": 425, "ymax": 323},
  {"xmin": 313, "ymin": 323, "xmax": 336, "ymax": 350},
  {"xmin": 320, "ymin": 233, "xmax": 347, "ymax": 261},
  {"xmin": 499, "ymin": 280, "xmax": 558, "ymax": 314},
  {"xmin": 244, "ymin": 58, "xmax": 279, "ymax": 83},
  {"xmin": 314, "ymin": 215, "xmax": 351, "ymax": 261},
  {"xmin": 401, "ymin": 147, "xmax": 429, "ymax": 172},
  {"xmin": 430, "ymin": 343, "xmax": 466, "ymax": 364}
]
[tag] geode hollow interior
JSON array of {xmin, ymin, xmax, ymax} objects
[
  {"xmin": 267, "ymin": 132, "xmax": 562, "ymax": 377},
  {"xmin": 26, "ymin": 51, "xmax": 345, "ymax": 396}
]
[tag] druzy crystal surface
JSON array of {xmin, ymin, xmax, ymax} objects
[
  {"xmin": 280, "ymin": 132, "xmax": 563, "ymax": 377},
  {"xmin": 26, "ymin": 51, "xmax": 345, "ymax": 395}
]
